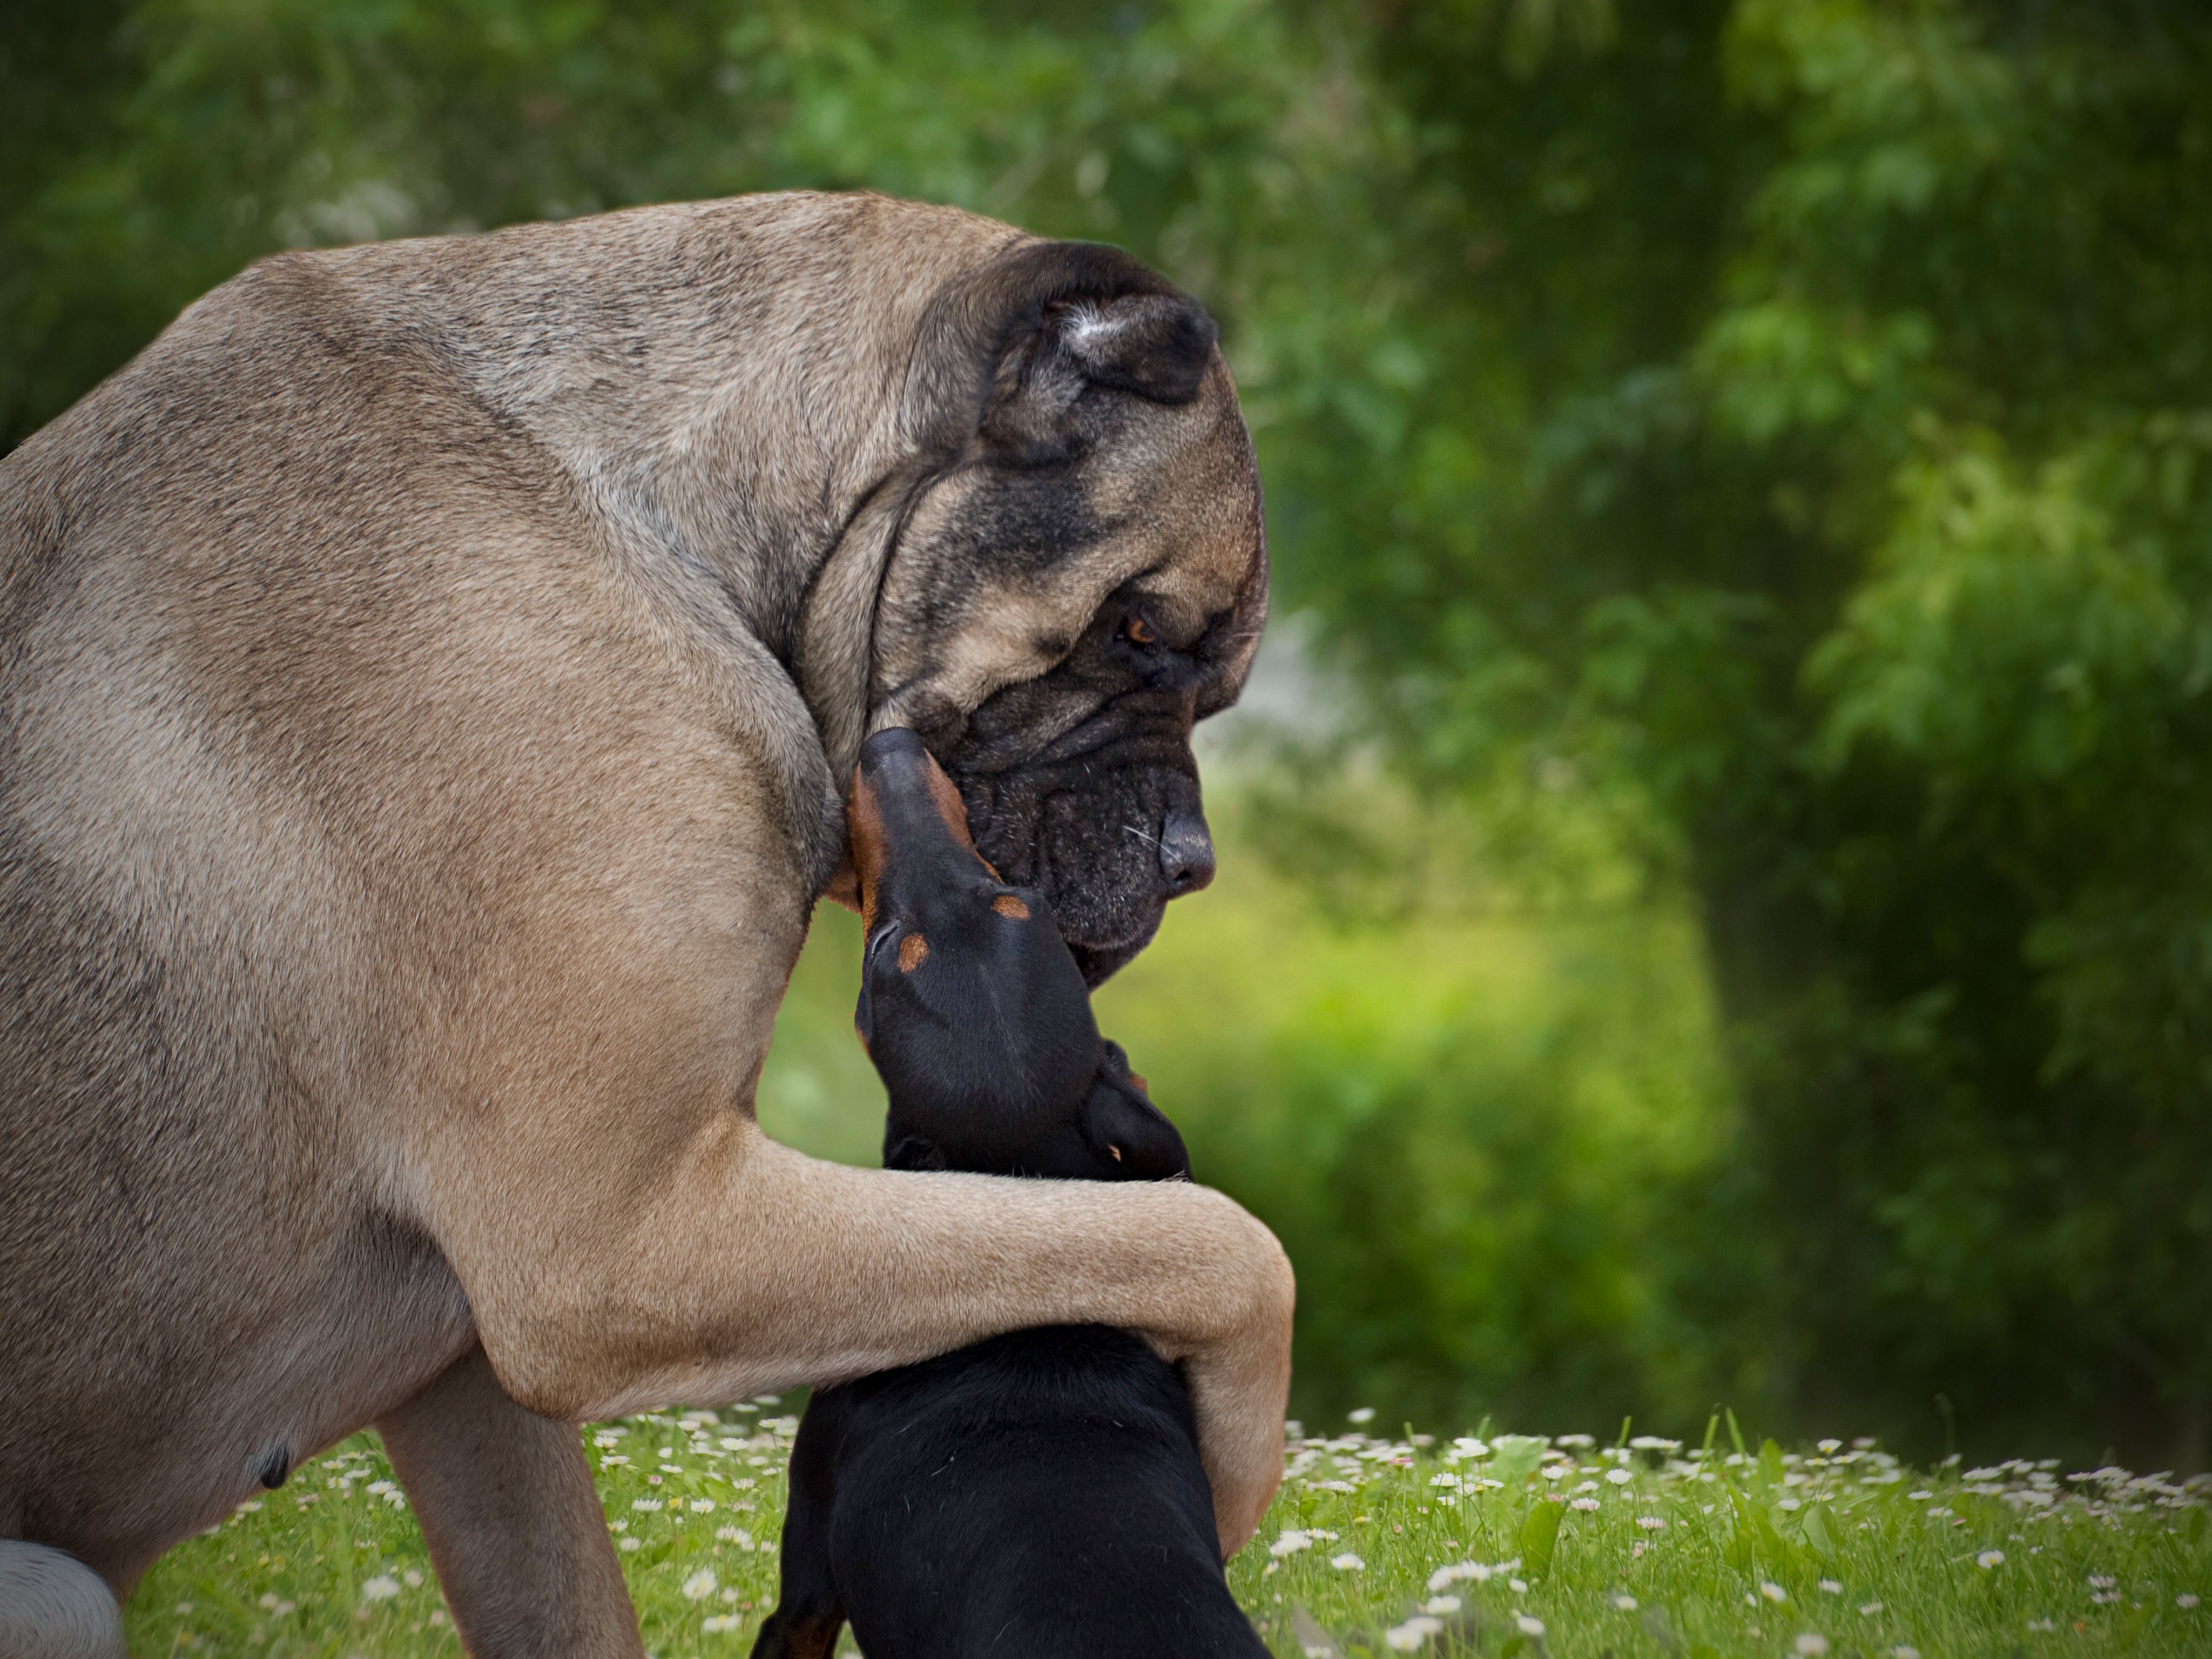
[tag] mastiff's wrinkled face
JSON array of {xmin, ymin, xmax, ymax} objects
[{"xmin": 871, "ymin": 243, "xmax": 1267, "ymax": 984}]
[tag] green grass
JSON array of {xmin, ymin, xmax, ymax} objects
[{"xmin": 123, "ymin": 1411, "xmax": 2210, "ymax": 1657}]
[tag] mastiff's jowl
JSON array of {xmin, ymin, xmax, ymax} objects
[{"xmin": 0, "ymin": 192, "xmax": 1290, "ymax": 1659}]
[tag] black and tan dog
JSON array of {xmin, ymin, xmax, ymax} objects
[{"xmin": 750, "ymin": 730, "xmax": 1269, "ymax": 1659}]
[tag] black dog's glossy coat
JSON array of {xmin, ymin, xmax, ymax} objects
[
  {"xmin": 758, "ymin": 1329, "xmax": 1249, "ymax": 1659},
  {"xmin": 750, "ymin": 730, "xmax": 1266, "ymax": 1659}
]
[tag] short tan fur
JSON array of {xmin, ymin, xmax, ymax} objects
[{"xmin": 0, "ymin": 192, "xmax": 1289, "ymax": 1658}]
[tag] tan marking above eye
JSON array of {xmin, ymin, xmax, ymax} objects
[
  {"xmin": 898, "ymin": 933, "xmax": 929, "ymax": 973},
  {"xmin": 991, "ymin": 894, "xmax": 1030, "ymax": 921}
]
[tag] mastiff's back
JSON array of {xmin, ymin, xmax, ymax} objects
[{"xmin": 0, "ymin": 192, "xmax": 986, "ymax": 1581}]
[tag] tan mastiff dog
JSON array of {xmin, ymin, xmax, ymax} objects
[{"xmin": 0, "ymin": 191, "xmax": 1288, "ymax": 1657}]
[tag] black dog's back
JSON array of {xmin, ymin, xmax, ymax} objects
[{"xmin": 762, "ymin": 1329, "xmax": 1263, "ymax": 1659}]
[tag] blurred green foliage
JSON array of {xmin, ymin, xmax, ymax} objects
[
  {"xmin": 9, "ymin": 0, "xmax": 2210, "ymax": 1467},
  {"xmin": 760, "ymin": 795, "xmax": 1754, "ymax": 1439},
  {"xmin": 1317, "ymin": 0, "xmax": 2212, "ymax": 1468}
]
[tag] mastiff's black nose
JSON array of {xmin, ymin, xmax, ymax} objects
[{"xmin": 1157, "ymin": 806, "xmax": 1216, "ymax": 896}]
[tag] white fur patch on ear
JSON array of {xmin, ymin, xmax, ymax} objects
[
  {"xmin": 1056, "ymin": 292, "xmax": 1217, "ymax": 406},
  {"xmin": 1063, "ymin": 303, "xmax": 1124, "ymax": 348}
]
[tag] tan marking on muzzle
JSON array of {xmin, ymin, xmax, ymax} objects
[
  {"xmin": 848, "ymin": 770, "xmax": 890, "ymax": 935},
  {"xmin": 845, "ymin": 742, "xmax": 986, "ymax": 930},
  {"xmin": 922, "ymin": 756, "xmax": 977, "ymax": 851}
]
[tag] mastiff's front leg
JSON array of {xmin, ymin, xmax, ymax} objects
[
  {"xmin": 376, "ymin": 1345, "xmax": 642, "ymax": 1658},
  {"xmin": 394, "ymin": 847, "xmax": 1293, "ymax": 1559}
]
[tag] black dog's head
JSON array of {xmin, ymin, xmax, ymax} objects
[{"xmin": 850, "ymin": 727, "xmax": 1189, "ymax": 1182}]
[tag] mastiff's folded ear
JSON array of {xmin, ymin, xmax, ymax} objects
[
  {"xmin": 1053, "ymin": 291, "xmax": 1219, "ymax": 404},
  {"xmin": 981, "ymin": 280, "xmax": 1220, "ymax": 462}
]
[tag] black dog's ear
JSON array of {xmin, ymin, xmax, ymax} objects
[
  {"xmin": 1097, "ymin": 1038, "xmax": 1146, "ymax": 1091},
  {"xmin": 884, "ymin": 1134, "xmax": 948, "ymax": 1173},
  {"xmin": 1077, "ymin": 1055, "xmax": 1191, "ymax": 1182}
]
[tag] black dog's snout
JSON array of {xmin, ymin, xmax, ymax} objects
[{"xmin": 1157, "ymin": 806, "xmax": 1215, "ymax": 896}]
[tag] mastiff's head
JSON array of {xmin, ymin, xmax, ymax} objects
[{"xmin": 867, "ymin": 240, "xmax": 1267, "ymax": 984}]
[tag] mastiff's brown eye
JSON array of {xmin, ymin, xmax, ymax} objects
[{"xmin": 1122, "ymin": 613, "xmax": 1157, "ymax": 646}]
